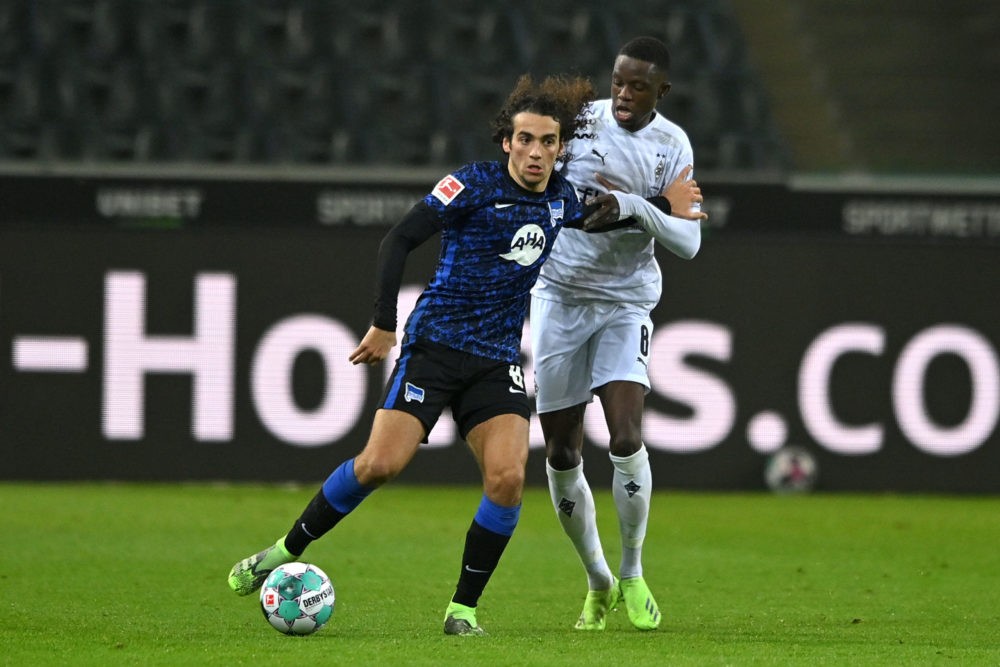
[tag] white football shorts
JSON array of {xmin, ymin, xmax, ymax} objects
[{"xmin": 529, "ymin": 296, "xmax": 654, "ymax": 414}]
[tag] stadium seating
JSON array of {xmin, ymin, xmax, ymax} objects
[{"xmin": 0, "ymin": 0, "xmax": 790, "ymax": 170}]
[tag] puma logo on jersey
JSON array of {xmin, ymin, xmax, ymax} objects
[
  {"xmin": 499, "ymin": 224, "xmax": 546, "ymax": 266},
  {"xmin": 592, "ymin": 148, "xmax": 608, "ymax": 165}
]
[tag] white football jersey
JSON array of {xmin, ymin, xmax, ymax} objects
[{"xmin": 532, "ymin": 98, "xmax": 698, "ymax": 305}]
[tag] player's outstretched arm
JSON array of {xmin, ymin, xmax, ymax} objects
[
  {"xmin": 371, "ymin": 203, "xmax": 441, "ymax": 317},
  {"xmin": 594, "ymin": 169, "xmax": 706, "ymax": 222},
  {"xmin": 568, "ymin": 168, "xmax": 703, "ymax": 259},
  {"xmin": 610, "ymin": 190, "xmax": 701, "ymax": 259}
]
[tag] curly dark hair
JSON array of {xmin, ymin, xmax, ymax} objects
[{"xmin": 491, "ymin": 74, "xmax": 596, "ymax": 146}]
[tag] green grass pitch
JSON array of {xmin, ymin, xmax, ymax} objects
[{"xmin": 1, "ymin": 483, "xmax": 997, "ymax": 665}]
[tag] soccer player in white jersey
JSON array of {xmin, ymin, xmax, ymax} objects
[{"xmin": 530, "ymin": 36, "xmax": 708, "ymax": 631}]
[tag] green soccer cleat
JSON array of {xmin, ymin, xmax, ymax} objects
[
  {"xmin": 227, "ymin": 538, "xmax": 294, "ymax": 596},
  {"xmin": 443, "ymin": 601, "xmax": 486, "ymax": 636},
  {"xmin": 619, "ymin": 576, "xmax": 661, "ymax": 630},
  {"xmin": 574, "ymin": 577, "xmax": 622, "ymax": 630}
]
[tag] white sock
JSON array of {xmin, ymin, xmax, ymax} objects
[
  {"xmin": 546, "ymin": 460, "xmax": 614, "ymax": 591},
  {"xmin": 609, "ymin": 445, "xmax": 652, "ymax": 579}
]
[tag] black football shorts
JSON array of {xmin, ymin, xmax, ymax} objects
[{"xmin": 379, "ymin": 337, "xmax": 531, "ymax": 440}]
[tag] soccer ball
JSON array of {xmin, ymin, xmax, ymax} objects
[
  {"xmin": 259, "ymin": 562, "xmax": 335, "ymax": 635},
  {"xmin": 764, "ymin": 446, "xmax": 818, "ymax": 494}
]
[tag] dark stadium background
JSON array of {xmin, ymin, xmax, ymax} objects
[{"xmin": 1, "ymin": 1, "xmax": 998, "ymax": 492}]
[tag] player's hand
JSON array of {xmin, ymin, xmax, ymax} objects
[
  {"xmin": 349, "ymin": 326, "xmax": 397, "ymax": 365},
  {"xmin": 581, "ymin": 193, "xmax": 621, "ymax": 231},
  {"xmin": 665, "ymin": 165, "xmax": 708, "ymax": 221}
]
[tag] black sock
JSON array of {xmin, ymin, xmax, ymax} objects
[
  {"xmin": 283, "ymin": 488, "xmax": 346, "ymax": 556},
  {"xmin": 452, "ymin": 520, "xmax": 511, "ymax": 608}
]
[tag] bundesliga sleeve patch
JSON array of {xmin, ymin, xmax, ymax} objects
[{"xmin": 431, "ymin": 174, "xmax": 465, "ymax": 205}]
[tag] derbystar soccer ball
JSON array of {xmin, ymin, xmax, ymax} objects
[
  {"xmin": 259, "ymin": 562, "xmax": 335, "ymax": 635},
  {"xmin": 764, "ymin": 446, "xmax": 818, "ymax": 493}
]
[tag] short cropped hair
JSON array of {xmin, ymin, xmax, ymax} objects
[{"xmin": 619, "ymin": 36, "xmax": 671, "ymax": 75}]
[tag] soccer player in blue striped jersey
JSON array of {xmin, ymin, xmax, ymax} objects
[
  {"xmin": 228, "ymin": 74, "xmax": 630, "ymax": 637},
  {"xmin": 530, "ymin": 36, "xmax": 709, "ymax": 631}
]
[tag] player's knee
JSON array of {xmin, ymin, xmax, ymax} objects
[
  {"xmin": 546, "ymin": 442, "xmax": 582, "ymax": 470},
  {"xmin": 353, "ymin": 454, "xmax": 403, "ymax": 486},
  {"xmin": 484, "ymin": 465, "xmax": 525, "ymax": 505},
  {"xmin": 608, "ymin": 431, "xmax": 643, "ymax": 457}
]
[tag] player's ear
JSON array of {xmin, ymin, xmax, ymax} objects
[
  {"xmin": 501, "ymin": 136, "xmax": 512, "ymax": 154},
  {"xmin": 658, "ymin": 81, "xmax": 671, "ymax": 99}
]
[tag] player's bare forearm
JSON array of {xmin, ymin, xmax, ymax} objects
[
  {"xmin": 665, "ymin": 164, "xmax": 708, "ymax": 221},
  {"xmin": 349, "ymin": 326, "xmax": 397, "ymax": 365}
]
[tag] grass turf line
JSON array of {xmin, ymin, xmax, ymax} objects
[{"xmin": 0, "ymin": 483, "xmax": 997, "ymax": 665}]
